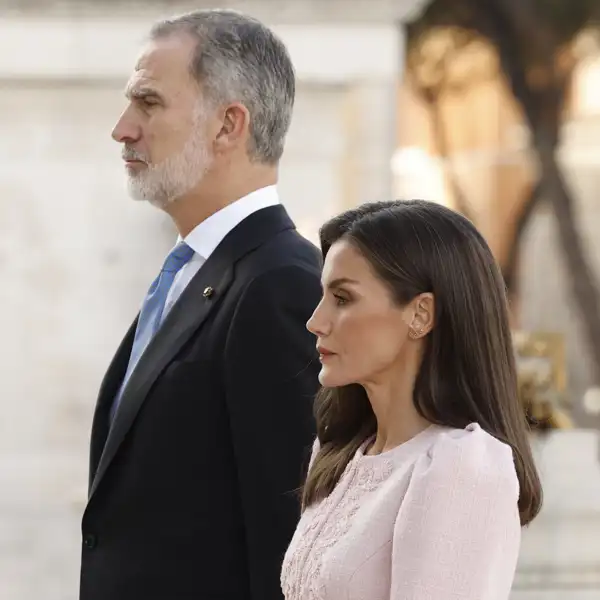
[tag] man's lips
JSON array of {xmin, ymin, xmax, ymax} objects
[{"xmin": 123, "ymin": 159, "xmax": 147, "ymax": 170}]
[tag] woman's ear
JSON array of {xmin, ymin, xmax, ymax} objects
[{"xmin": 408, "ymin": 293, "xmax": 435, "ymax": 339}]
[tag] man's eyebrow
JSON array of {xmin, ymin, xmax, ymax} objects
[{"xmin": 125, "ymin": 85, "xmax": 163, "ymax": 101}]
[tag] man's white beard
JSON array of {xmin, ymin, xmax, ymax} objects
[{"xmin": 126, "ymin": 112, "xmax": 214, "ymax": 209}]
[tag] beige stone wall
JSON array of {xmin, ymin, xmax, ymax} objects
[
  {"xmin": 0, "ymin": 0, "xmax": 424, "ymax": 23},
  {"xmin": 0, "ymin": 80, "xmax": 175, "ymax": 600}
]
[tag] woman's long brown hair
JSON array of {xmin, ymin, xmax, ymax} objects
[{"xmin": 302, "ymin": 200, "xmax": 542, "ymax": 526}]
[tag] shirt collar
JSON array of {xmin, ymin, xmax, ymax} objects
[{"xmin": 179, "ymin": 185, "xmax": 280, "ymax": 260}]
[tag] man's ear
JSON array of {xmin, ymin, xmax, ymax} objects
[{"xmin": 214, "ymin": 103, "xmax": 250, "ymax": 155}]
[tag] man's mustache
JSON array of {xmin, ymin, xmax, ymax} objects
[{"xmin": 122, "ymin": 147, "xmax": 148, "ymax": 163}]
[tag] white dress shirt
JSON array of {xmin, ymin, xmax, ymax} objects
[{"xmin": 161, "ymin": 185, "xmax": 280, "ymax": 320}]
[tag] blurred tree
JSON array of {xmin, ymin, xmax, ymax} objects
[
  {"xmin": 404, "ymin": 28, "xmax": 479, "ymax": 220},
  {"xmin": 406, "ymin": 0, "xmax": 600, "ymax": 390}
]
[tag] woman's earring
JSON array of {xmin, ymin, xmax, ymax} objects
[{"xmin": 409, "ymin": 327, "xmax": 422, "ymax": 340}]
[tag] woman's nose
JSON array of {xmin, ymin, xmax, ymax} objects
[{"xmin": 306, "ymin": 303, "xmax": 328, "ymax": 337}]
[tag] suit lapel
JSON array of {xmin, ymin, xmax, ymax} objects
[{"xmin": 88, "ymin": 205, "xmax": 296, "ymax": 501}]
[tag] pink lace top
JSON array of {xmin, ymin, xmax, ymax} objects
[{"xmin": 281, "ymin": 423, "xmax": 521, "ymax": 600}]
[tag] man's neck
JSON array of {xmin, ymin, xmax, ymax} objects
[{"xmin": 166, "ymin": 167, "xmax": 278, "ymax": 237}]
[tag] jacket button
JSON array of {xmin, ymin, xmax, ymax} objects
[{"xmin": 83, "ymin": 533, "xmax": 98, "ymax": 549}]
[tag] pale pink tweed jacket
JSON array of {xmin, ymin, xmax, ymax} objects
[{"xmin": 281, "ymin": 423, "xmax": 521, "ymax": 600}]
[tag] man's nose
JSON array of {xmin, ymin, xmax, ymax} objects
[{"xmin": 111, "ymin": 108, "xmax": 141, "ymax": 144}]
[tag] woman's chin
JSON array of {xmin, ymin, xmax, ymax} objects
[{"xmin": 318, "ymin": 367, "xmax": 350, "ymax": 388}]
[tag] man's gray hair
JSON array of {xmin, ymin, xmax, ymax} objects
[{"xmin": 150, "ymin": 9, "xmax": 295, "ymax": 165}]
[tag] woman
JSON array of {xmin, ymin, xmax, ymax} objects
[{"xmin": 281, "ymin": 200, "xmax": 542, "ymax": 600}]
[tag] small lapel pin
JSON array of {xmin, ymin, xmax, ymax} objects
[{"xmin": 203, "ymin": 286, "xmax": 214, "ymax": 299}]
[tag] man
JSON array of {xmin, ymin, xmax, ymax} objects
[{"xmin": 80, "ymin": 10, "xmax": 321, "ymax": 600}]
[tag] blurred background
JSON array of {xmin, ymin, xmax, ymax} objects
[{"xmin": 1, "ymin": 0, "xmax": 599, "ymax": 598}]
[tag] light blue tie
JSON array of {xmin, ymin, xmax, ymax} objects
[{"xmin": 110, "ymin": 241, "xmax": 195, "ymax": 422}]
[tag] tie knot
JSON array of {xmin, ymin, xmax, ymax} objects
[{"xmin": 162, "ymin": 242, "xmax": 195, "ymax": 274}]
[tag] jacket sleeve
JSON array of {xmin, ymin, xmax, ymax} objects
[
  {"xmin": 224, "ymin": 265, "xmax": 321, "ymax": 600},
  {"xmin": 390, "ymin": 425, "xmax": 522, "ymax": 600}
]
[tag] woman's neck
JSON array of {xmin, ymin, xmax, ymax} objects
[{"xmin": 363, "ymin": 378, "xmax": 431, "ymax": 455}]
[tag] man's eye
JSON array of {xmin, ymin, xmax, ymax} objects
[{"xmin": 135, "ymin": 96, "xmax": 159, "ymax": 108}]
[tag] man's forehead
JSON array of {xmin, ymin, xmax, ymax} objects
[{"xmin": 127, "ymin": 36, "xmax": 195, "ymax": 93}]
